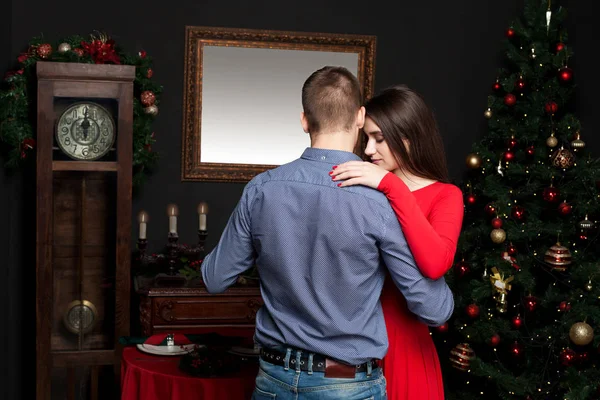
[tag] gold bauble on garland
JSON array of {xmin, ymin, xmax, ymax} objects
[
  {"xmin": 569, "ymin": 322, "xmax": 594, "ymax": 346},
  {"xmin": 490, "ymin": 228, "xmax": 507, "ymax": 244}
]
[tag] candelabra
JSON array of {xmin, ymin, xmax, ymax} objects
[{"xmin": 135, "ymin": 202, "xmax": 209, "ymax": 286}]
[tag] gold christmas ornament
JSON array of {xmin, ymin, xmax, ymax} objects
[
  {"xmin": 466, "ymin": 153, "xmax": 482, "ymax": 169},
  {"xmin": 578, "ymin": 215, "xmax": 594, "ymax": 230},
  {"xmin": 57, "ymin": 42, "xmax": 72, "ymax": 53},
  {"xmin": 144, "ymin": 105, "xmax": 159, "ymax": 116},
  {"xmin": 489, "ymin": 267, "xmax": 514, "ymax": 313},
  {"xmin": 571, "ymin": 132, "xmax": 586, "ymax": 150},
  {"xmin": 551, "ymin": 146, "xmax": 575, "ymax": 169},
  {"xmin": 569, "ymin": 322, "xmax": 594, "ymax": 346},
  {"xmin": 546, "ymin": 132, "xmax": 558, "ymax": 148},
  {"xmin": 490, "ymin": 228, "xmax": 507, "ymax": 244},
  {"xmin": 484, "ymin": 108, "xmax": 493, "ymax": 119},
  {"xmin": 544, "ymin": 242, "xmax": 572, "ymax": 271},
  {"xmin": 449, "ymin": 343, "xmax": 475, "ymax": 371}
]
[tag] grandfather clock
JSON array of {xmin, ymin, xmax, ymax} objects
[{"xmin": 36, "ymin": 62, "xmax": 134, "ymax": 400}]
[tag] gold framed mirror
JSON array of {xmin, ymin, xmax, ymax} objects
[{"xmin": 181, "ymin": 26, "xmax": 376, "ymax": 182}]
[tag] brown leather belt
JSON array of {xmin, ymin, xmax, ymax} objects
[{"xmin": 260, "ymin": 348, "xmax": 379, "ymax": 378}]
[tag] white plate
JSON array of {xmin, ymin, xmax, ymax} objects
[
  {"xmin": 136, "ymin": 343, "xmax": 197, "ymax": 356},
  {"xmin": 229, "ymin": 346, "xmax": 260, "ymax": 357}
]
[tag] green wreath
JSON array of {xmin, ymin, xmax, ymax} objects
[{"xmin": 0, "ymin": 32, "xmax": 162, "ymax": 190}]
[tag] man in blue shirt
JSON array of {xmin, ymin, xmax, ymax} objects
[{"xmin": 202, "ymin": 66, "xmax": 454, "ymax": 399}]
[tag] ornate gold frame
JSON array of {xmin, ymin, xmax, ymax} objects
[{"xmin": 181, "ymin": 26, "xmax": 377, "ymax": 182}]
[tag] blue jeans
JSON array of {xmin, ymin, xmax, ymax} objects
[{"xmin": 252, "ymin": 348, "xmax": 387, "ymax": 400}]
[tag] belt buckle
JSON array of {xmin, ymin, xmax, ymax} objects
[{"xmin": 324, "ymin": 358, "xmax": 356, "ymax": 378}]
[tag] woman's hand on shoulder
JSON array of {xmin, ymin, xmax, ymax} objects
[{"xmin": 330, "ymin": 161, "xmax": 389, "ymax": 189}]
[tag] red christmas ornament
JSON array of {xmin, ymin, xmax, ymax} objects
[
  {"xmin": 515, "ymin": 77, "xmax": 525, "ymax": 90},
  {"xmin": 507, "ymin": 243, "xmax": 517, "ymax": 256},
  {"xmin": 466, "ymin": 194, "xmax": 477, "ymax": 205},
  {"xmin": 146, "ymin": 68, "xmax": 154, "ymax": 78},
  {"xmin": 502, "ymin": 150, "xmax": 515, "ymax": 162},
  {"xmin": 489, "ymin": 334, "xmax": 501, "ymax": 347},
  {"xmin": 524, "ymin": 295, "xmax": 538, "ymax": 312},
  {"xmin": 139, "ymin": 50, "xmax": 147, "ymax": 58},
  {"xmin": 558, "ymin": 67, "xmax": 573, "ymax": 83},
  {"xmin": 558, "ymin": 200, "xmax": 572, "ymax": 216},
  {"xmin": 506, "ymin": 28, "xmax": 515, "ymax": 38},
  {"xmin": 507, "ymin": 137, "xmax": 518, "ymax": 148},
  {"xmin": 140, "ymin": 90, "xmax": 156, "ymax": 107},
  {"xmin": 466, "ymin": 304, "xmax": 480, "ymax": 319},
  {"xmin": 484, "ymin": 203, "xmax": 497, "ymax": 216},
  {"xmin": 491, "ymin": 217, "xmax": 503, "ymax": 229},
  {"xmin": 560, "ymin": 348, "xmax": 576, "ymax": 366},
  {"xmin": 510, "ymin": 341, "xmax": 522, "ymax": 358},
  {"xmin": 578, "ymin": 351, "xmax": 589, "ymax": 364},
  {"xmin": 545, "ymin": 101, "xmax": 558, "ymax": 114},
  {"xmin": 559, "ymin": 301, "xmax": 571, "ymax": 312},
  {"xmin": 454, "ymin": 261, "xmax": 470, "ymax": 278},
  {"xmin": 512, "ymin": 315, "xmax": 523, "ymax": 329},
  {"xmin": 556, "ymin": 42, "xmax": 565, "ymax": 52},
  {"xmin": 493, "ymin": 81, "xmax": 502, "ymax": 91},
  {"xmin": 435, "ymin": 323, "xmax": 449, "ymax": 333},
  {"xmin": 504, "ymin": 93, "xmax": 517, "ymax": 106},
  {"xmin": 36, "ymin": 43, "xmax": 52, "ymax": 59},
  {"xmin": 526, "ymin": 145, "xmax": 535, "ymax": 157},
  {"xmin": 511, "ymin": 205, "xmax": 525, "ymax": 221},
  {"xmin": 543, "ymin": 186, "xmax": 560, "ymax": 203}
]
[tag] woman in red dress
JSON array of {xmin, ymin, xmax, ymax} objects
[{"xmin": 330, "ymin": 85, "xmax": 464, "ymax": 400}]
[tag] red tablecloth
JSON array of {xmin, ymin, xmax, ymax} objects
[{"xmin": 121, "ymin": 329, "xmax": 258, "ymax": 400}]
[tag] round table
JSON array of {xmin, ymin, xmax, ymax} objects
[{"xmin": 121, "ymin": 346, "xmax": 258, "ymax": 400}]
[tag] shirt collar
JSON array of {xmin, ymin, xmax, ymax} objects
[{"xmin": 300, "ymin": 147, "xmax": 362, "ymax": 165}]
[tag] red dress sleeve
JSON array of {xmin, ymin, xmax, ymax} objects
[{"xmin": 378, "ymin": 173, "xmax": 464, "ymax": 280}]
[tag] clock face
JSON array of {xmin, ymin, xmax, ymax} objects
[
  {"xmin": 55, "ymin": 102, "xmax": 116, "ymax": 160},
  {"xmin": 63, "ymin": 300, "xmax": 98, "ymax": 334}
]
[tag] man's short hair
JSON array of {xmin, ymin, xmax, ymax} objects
[{"xmin": 301, "ymin": 66, "xmax": 362, "ymax": 135}]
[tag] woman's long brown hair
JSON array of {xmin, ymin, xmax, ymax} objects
[{"xmin": 364, "ymin": 85, "xmax": 450, "ymax": 183}]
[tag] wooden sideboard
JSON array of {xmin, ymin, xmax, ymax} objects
[{"xmin": 134, "ymin": 276, "xmax": 263, "ymax": 335}]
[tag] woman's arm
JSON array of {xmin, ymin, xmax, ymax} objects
[{"xmin": 378, "ymin": 173, "xmax": 464, "ymax": 279}]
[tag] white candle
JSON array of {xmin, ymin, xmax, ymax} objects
[
  {"xmin": 166, "ymin": 204, "xmax": 179, "ymax": 234},
  {"xmin": 197, "ymin": 202, "xmax": 209, "ymax": 231},
  {"xmin": 137, "ymin": 210, "xmax": 149, "ymax": 239}
]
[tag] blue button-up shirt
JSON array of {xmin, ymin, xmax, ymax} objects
[{"xmin": 202, "ymin": 148, "xmax": 454, "ymax": 364}]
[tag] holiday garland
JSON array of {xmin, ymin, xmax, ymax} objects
[{"xmin": 0, "ymin": 32, "xmax": 162, "ymax": 190}]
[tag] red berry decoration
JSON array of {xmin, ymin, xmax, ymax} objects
[
  {"xmin": 466, "ymin": 194, "xmax": 477, "ymax": 205},
  {"xmin": 524, "ymin": 295, "xmax": 538, "ymax": 312},
  {"xmin": 510, "ymin": 341, "xmax": 522, "ymax": 358},
  {"xmin": 556, "ymin": 42, "xmax": 565, "ymax": 52},
  {"xmin": 146, "ymin": 68, "xmax": 154, "ymax": 78},
  {"xmin": 511, "ymin": 205, "xmax": 526, "ymax": 221},
  {"xmin": 515, "ymin": 77, "xmax": 525, "ymax": 90},
  {"xmin": 558, "ymin": 67, "xmax": 573, "ymax": 83},
  {"xmin": 484, "ymin": 203, "xmax": 497, "ymax": 216},
  {"xmin": 545, "ymin": 101, "xmax": 558, "ymax": 114},
  {"xmin": 493, "ymin": 81, "xmax": 501, "ymax": 91},
  {"xmin": 543, "ymin": 185, "xmax": 560, "ymax": 203},
  {"xmin": 507, "ymin": 137, "xmax": 518, "ymax": 148},
  {"xmin": 559, "ymin": 301, "xmax": 571, "ymax": 312},
  {"xmin": 507, "ymin": 243, "xmax": 517, "ymax": 256},
  {"xmin": 489, "ymin": 334, "xmax": 501, "ymax": 347},
  {"xmin": 558, "ymin": 200, "xmax": 572, "ymax": 216},
  {"xmin": 73, "ymin": 48, "xmax": 84, "ymax": 57},
  {"xmin": 504, "ymin": 93, "xmax": 517, "ymax": 106},
  {"xmin": 466, "ymin": 304, "xmax": 480, "ymax": 319},
  {"xmin": 503, "ymin": 150, "xmax": 515, "ymax": 162},
  {"xmin": 526, "ymin": 145, "xmax": 535, "ymax": 157},
  {"xmin": 512, "ymin": 315, "xmax": 523, "ymax": 329},
  {"xmin": 506, "ymin": 28, "xmax": 515, "ymax": 38},
  {"xmin": 491, "ymin": 217, "xmax": 503, "ymax": 229},
  {"xmin": 454, "ymin": 261, "xmax": 470, "ymax": 278},
  {"xmin": 560, "ymin": 348, "xmax": 577, "ymax": 366}
]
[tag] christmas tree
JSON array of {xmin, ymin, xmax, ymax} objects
[{"xmin": 434, "ymin": 1, "xmax": 600, "ymax": 399}]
